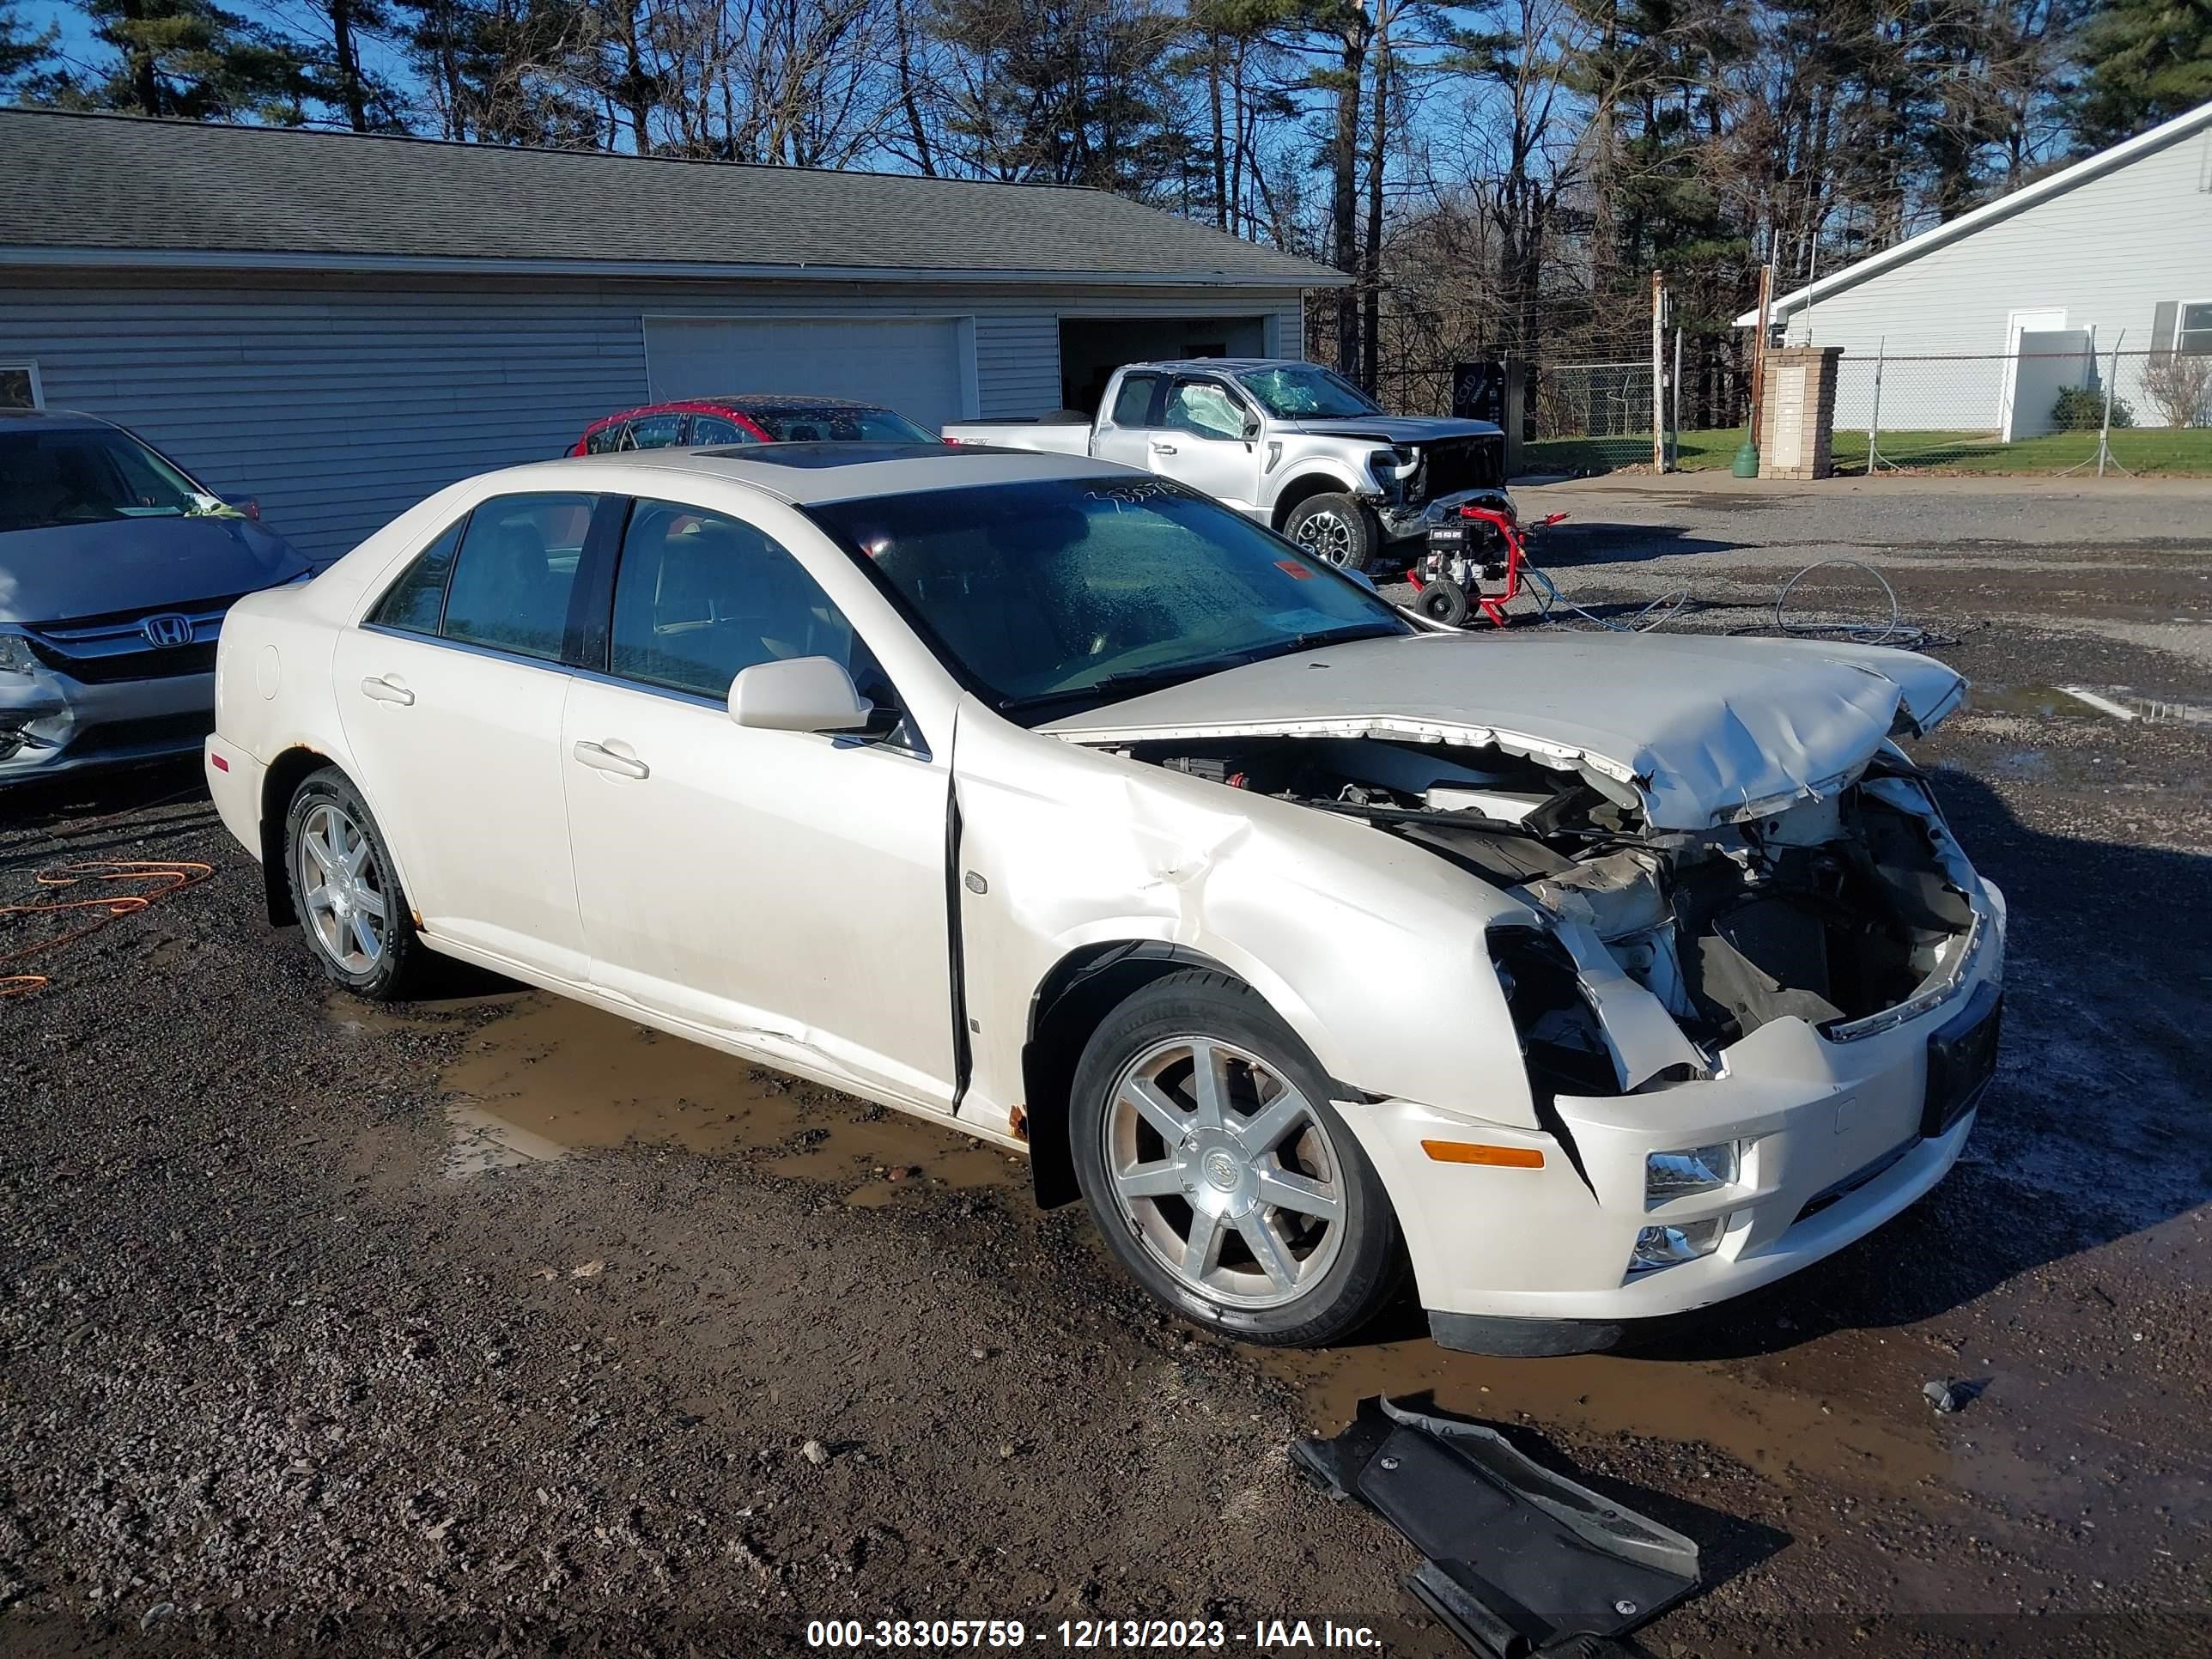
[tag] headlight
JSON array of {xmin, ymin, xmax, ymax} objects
[
  {"xmin": 0, "ymin": 631, "xmax": 40, "ymax": 676},
  {"xmin": 1632, "ymin": 1218, "xmax": 1725, "ymax": 1271},
  {"xmin": 1645, "ymin": 1143, "xmax": 1736, "ymax": 1200}
]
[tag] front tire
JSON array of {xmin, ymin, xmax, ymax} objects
[
  {"xmin": 283, "ymin": 766, "xmax": 426, "ymax": 1000},
  {"xmin": 1069, "ymin": 970, "xmax": 1407, "ymax": 1346},
  {"xmin": 1285, "ymin": 494, "xmax": 1380, "ymax": 570}
]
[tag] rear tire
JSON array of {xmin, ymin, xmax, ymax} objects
[
  {"xmin": 1069, "ymin": 970, "xmax": 1407, "ymax": 1347},
  {"xmin": 283, "ymin": 766, "xmax": 427, "ymax": 1001},
  {"xmin": 1285, "ymin": 494, "xmax": 1380, "ymax": 570}
]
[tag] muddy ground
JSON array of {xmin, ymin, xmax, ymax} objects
[{"xmin": 3, "ymin": 473, "xmax": 2209, "ymax": 1657}]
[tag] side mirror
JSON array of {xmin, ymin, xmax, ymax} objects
[
  {"xmin": 728, "ymin": 655, "xmax": 872, "ymax": 732},
  {"xmin": 222, "ymin": 493, "xmax": 261, "ymax": 520},
  {"xmin": 1242, "ymin": 415, "xmax": 1262, "ymax": 441}
]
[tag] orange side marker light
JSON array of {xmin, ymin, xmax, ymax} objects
[{"xmin": 1420, "ymin": 1139, "xmax": 1545, "ymax": 1169}]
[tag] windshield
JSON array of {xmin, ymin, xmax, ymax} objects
[
  {"xmin": 1235, "ymin": 365, "xmax": 1384, "ymax": 420},
  {"xmin": 808, "ymin": 477, "xmax": 1411, "ymax": 722},
  {"xmin": 0, "ymin": 428, "xmax": 226, "ymax": 534},
  {"xmin": 745, "ymin": 405, "xmax": 937, "ymax": 443}
]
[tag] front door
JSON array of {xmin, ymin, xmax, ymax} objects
[
  {"xmin": 1149, "ymin": 375, "xmax": 1264, "ymax": 514},
  {"xmin": 1999, "ymin": 307, "xmax": 2067, "ymax": 440},
  {"xmin": 333, "ymin": 490, "xmax": 600, "ymax": 979},
  {"xmin": 558, "ymin": 494, "xmax": 957, "ymax": 1111}
]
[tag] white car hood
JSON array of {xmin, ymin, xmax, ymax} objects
[{"xmin": 1041, "ymin": 630, "xmax": 1966, "ymax": 832}]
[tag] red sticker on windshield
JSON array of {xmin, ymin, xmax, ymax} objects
[{"xmin": 1275, "ymin": 560, "xmax": 1315, "ymax": 579}]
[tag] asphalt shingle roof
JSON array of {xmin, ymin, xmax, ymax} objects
[{"xmin": 2, "ymin": 108, "xmax": 1340, "ymax": 286}]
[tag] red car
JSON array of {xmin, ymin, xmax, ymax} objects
[{"xmin": 570, "ymin": 395, "xmax": 942, "ymax": 455}]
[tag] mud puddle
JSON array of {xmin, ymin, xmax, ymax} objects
[{"xmin": 331, "ymin": 992, "xmax": 1024, "ymax": 1198}]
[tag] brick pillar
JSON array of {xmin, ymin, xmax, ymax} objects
[{"xmin": 1757, "ymin": 346, "xmax": 1844, "ymax": 480}]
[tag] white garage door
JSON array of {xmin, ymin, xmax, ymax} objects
[{"xmin": 643, "ymin": 317, "xmax": 971, "ymax": 433}]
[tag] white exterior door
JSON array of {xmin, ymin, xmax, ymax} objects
[
  {"xmin": 335, "ymin": 492, "xmax": 598, "ymax": 980},
  {"xmin": 556, "ymin": 494, "xmax": 957, "ymax": 1111},
  {"xmin": 1148, "ymin": 375, "xmax": 1264, "ymax": 514},
  {"xmin": 644, "ymin": 317, "xmax": 972, "ymax": 433},
  {"xmin": 1998, "ymin": 308, "xmax": 2067, "ymax": 440}
]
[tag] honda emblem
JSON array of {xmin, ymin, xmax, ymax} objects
[{"xmin": 142, "ymin": 613, "xmax": 195, "ymax": 648}]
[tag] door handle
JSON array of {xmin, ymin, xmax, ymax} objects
[
  {"xmin": 359, "ymin": 675, "xmax": 414, "ymax": 706},
  {"xmin": 1151, "ymin": 442, "xmax": 1178, "ymax": 455},
  {"xmin": 572, "ymin": 739, "xmax": 649, "ymax": 780}
]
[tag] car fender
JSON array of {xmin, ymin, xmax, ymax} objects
[
  {"xmin": 948, "ymin": 699, "xmax": 1541, "ymax": 1134},
  {"xmin": 1263, "ymin": 447, "xmax": 1378, "ymax": 526}
]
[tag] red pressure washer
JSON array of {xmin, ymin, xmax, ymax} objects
[{"xmin": 1404, "ymin": 501, "xmax": 1569, "ymax": 629}]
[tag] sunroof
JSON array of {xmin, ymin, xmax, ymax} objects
[{"xmin": 695, "ymin": 441, "xmax": 1020, "ymax": 468}]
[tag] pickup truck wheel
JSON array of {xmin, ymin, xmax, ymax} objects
[
  {"xmin": 1069, "ymin": 971, "xmax": 1407, "ymax": 1347},
  {"xmin": 1285, "ymin": 495, "xmax": 1379, "ymax": 570}
]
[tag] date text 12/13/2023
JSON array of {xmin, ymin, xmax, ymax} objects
[{"xmin": 805, "ymin": 1619, "xmax": 1387, "ymax": 1650}]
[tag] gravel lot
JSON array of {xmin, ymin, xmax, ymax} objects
[{"xmin": 3, "ymin": 473, "xmax": 2209, "ymax": 1656}]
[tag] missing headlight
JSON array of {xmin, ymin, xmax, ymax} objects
[{"xmin": 1488, "ymin": 927, "xmax": 1622, "ymax": 1099}]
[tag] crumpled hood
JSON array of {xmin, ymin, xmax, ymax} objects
[
  {"xmin": 0, "ymin": 517, "xmax": 307, "ymax": 625},
  {"xmin": 1042, "ymin": 630, "xmax": 1966, "ymax": 831},
  {"xmin": 1283, "ymin": 416, "xmax": 1502, "ymax": 446}
]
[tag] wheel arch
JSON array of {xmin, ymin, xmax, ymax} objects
[
  {"xmin": 1020, "ymin": 940, "xmax": 1347, "ymax": 1210},
  {"xmin": 258, "ymin": 745, "xmax": 337, "ymax": 925},
  {"xmin": 1268, "ymin": 469, "xmax": 1367, "ymax": 530}
]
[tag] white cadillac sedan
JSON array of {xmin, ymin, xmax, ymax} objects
[{"xmin": 205, "ymin": 444, "xmax": 2002, "ymax": 1355}]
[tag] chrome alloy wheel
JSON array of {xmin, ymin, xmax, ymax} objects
[
  {"xmin": 1294, "ymin": 509, "xmax": 1357, "ymax": 568},
  {"xmin": 1103, "ymin": 1036, "xmax": 1347, "ymax": 1310},
  {"xmin": 296, "ymin": 801, "xmax": 389, "ymax": 974}
]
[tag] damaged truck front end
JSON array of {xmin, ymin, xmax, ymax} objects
[{"xmin": 1045, "ymin": 634, "xmax": 2004, "ymax": 1353}]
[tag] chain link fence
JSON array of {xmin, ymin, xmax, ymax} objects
[{"xmin": 1833, "ymin": 347, "xmax": 2212, "ymax": 474}]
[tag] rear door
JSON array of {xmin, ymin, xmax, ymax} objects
[
  {"xmin": 334, "ymin": 491, "xmax": 610, "ymax": 979},
  {"xmin": 1091, "ymin": 371, "xmax": 1164, "ymax": 469},
  {"xmin": 558, "ymin": 493, "xmax": 958, "ymax": 1110}
]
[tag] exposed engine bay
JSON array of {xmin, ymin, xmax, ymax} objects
[{"xmin": 1119, "ymin": 733, "xmax": 1980, "ymax": 1086}]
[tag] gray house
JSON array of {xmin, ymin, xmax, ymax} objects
[
  {"xmin": 0, "ymin": 110, "xmax": 1340, "ymax": 556},
  {"xmin": 1737, "ymin": 99, "xmax": 2212, "ymax": 439}
]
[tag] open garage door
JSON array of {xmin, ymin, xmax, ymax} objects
[
  {"xmin": 644, "ymin": 317, "xmax": 972, "ymax": 433},
  {"xmin": 1059, "ymin": 316, "xmax": 1270, "ymax": 414}
]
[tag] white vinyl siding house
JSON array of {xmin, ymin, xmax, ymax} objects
[
  {"xmin": 1740, "ymin": 100, "xmax": 2212, "ymax": 437},
  {"xmin": 0, "ymin": 112, "xmax": 1335, "ymax": 558}
]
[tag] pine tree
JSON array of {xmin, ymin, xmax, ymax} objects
[
  {"xmin": 2072, "ymin": 0, "xmax": 2212, "ymax": 149},
  {"xmin": 35, "ymin": 0, "xmax": 317, "ymax": 120},
  {"xmin": 1, "ymin": 0, "xmax": 58, "ymax": 91}
]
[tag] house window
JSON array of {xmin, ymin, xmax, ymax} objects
[
  {"xmin": 1, "ymin": 364, "xmax": 43, "ymax": 410},
  {"xmin": 2179, "ymin": 302, "xmax": 2212, "ymax": 356}
]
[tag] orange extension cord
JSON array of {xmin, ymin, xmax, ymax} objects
[{"xmin": 0, "ymin": 860, "xmax": 214, "ymax": 999}]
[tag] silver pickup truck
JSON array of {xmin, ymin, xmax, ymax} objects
[{"xmin": 941, "ymin": 359, "xmax": 1508, "ymax": 570}]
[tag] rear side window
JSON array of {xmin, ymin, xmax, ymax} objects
[
  {"xmin": 370, "ymin": 520, "xmax": 464, "ymax": 634},
  {"xmin": 439, "ymin": 492, "xmax": 596, "ymax": 661},
  {"xmin": 1109, "ymin": 374, "xmax": 1161, "ymax": 427},
  {"xmin": 623, "ymin": 413, "xmax": 686, "ymax": 450}
]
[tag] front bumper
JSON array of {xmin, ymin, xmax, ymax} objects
[
  {"xmin": 1337, "ymin": 880, "xmax": 2005, "ymax": 1345},
  {"xmin": 0, "ymin": 662, "xmax": 217, "ymax": 781}
]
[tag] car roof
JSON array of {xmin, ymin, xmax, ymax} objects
[
  {"xmin": 489, "ymin": 442, "xmax": 1129, "ymax": 507},
  {"xmin": 0, "ymin": 406, "xmax": 116, "ymax": 433},
  {"xmin": 1122, "ymin": 359, "xmax": 1314, "ymax": 376}
]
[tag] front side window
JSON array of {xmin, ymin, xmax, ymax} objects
[
  {"xmin": 1236, "ymin": 364, "xmax": 1382, "ymax": 420},
  {"xmin": 583, "ymin": 422, "xmax": 628, "ymax": 455},
  {"xmin": 689, "ymin": 415, "xmax": 754, "ymax": 446},
  {"xmin": 2180, "ymin": 301, "xmax": 2212, "ymax": 356},
  {"xmin": 1162, "ymin": 380, "xmax": 1248, "ymax": 441},
  {"xmin": 609, "ymin": 498, "xmax": 890, "ymax": 707},
  {"xmin": 808, "ymin": 478, "xmax": 1409, "ymax": 721},
  {"xmin": 741, "ymin": 405, "xmax": 935, "ymax": 443},
  {"xmin": 623, "ymin": 413, "xmax": 687, "ymax": 450},
  {"xmin": 0, "ymin": 425, "xmax": 224, "ymax": 534},
  {"xmin": 1109, "ymin": 373, "xmax": 1162, "ymax": 427},
  {"xmin": 440, "ymin": 492, "xmax": 596, "ymax": 661}
]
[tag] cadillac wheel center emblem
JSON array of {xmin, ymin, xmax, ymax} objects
[{"xmin": 142, "ymin": 613, "xmax": 195, "ymax": 648}]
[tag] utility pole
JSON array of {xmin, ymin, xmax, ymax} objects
[
  {"xmin": 1650, "ymin": 270, "xmax": 1667, "ymax": 472},
  {"xmin": 1733, "ymin": 263, "xmax": 1774, "ymax": 477}
]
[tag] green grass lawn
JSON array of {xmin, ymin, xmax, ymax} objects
[{"xmin": 1523, "ymin": 424, "xmax": 2212, "ymax": 477}]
